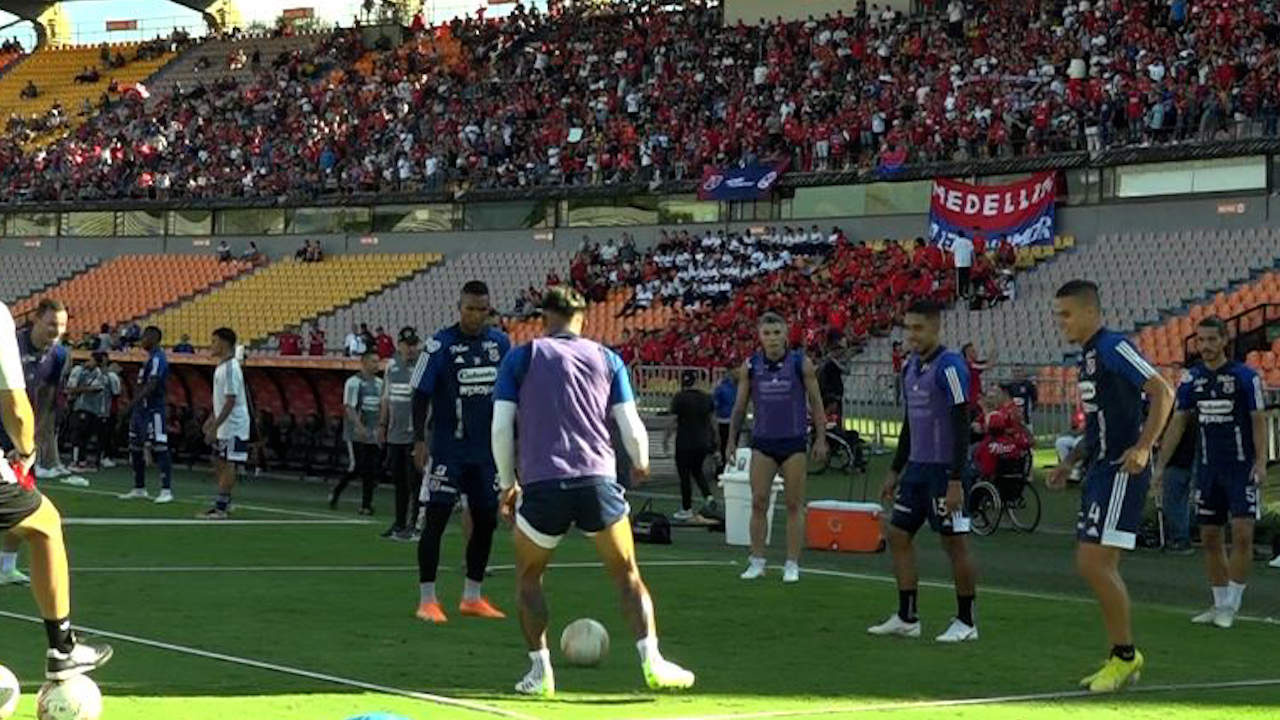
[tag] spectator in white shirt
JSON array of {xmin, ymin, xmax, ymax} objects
[
  {"xmin": 344, "ymin": 324, "xmax": 367, "ymax": 357},
  {"xmin": 951, "ymin": 235, "xmax": 975, "ymax": 298}
]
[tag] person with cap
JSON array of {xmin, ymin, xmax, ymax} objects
[
  {"xmin": 378, "ymin": 326, "xmax": 423, "ymax": 541},
  {"xmin": 663, "ymin": 370, "xmax": 716, "ymax": 521}
]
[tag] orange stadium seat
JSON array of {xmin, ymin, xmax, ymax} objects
[{"xmin": 12, "ymin": 255, "xmax": 254, "ymax": 337}]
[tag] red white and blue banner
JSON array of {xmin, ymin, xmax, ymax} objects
[
  {"xmin": 698, "ymin": 160, "xmax": 789, "ymax": 202},
  {"xmin": 928, "ymin": 171, "xmax": 1057, "ymax": 249}
]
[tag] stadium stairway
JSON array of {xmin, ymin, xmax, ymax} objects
[
  {"xmin": 313, "ymin": 250, "xmax": 573, "ymax": 348},
  {"xmin": 143, "ymin": 33, "xmax": 325, "ymax": 100},
  {"xmin": 1135, "ymin": 269, "xmax": 1280, "ymax": 388},
  {"xmin": 146, "ymin": 253, "xmax": 442, "ymax": 349},
  {"xmin": 0, "ymin": 254, "xmax": 99, "ymax": 305},
  {"xmin": 858, "ymin": 229, "xmax": 1280, "ymax": 371},
  {"xmin": 0, "ymin": 43, "xmax": 176, "ymax": 146},
  {"xmin": 12, "ymin": 254, "xmax": 254, "ymax": 338}
]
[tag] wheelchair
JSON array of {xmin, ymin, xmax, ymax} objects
[{"xmin": 967, "ymin": 453, "xmax": 1042, "ymax": 536}]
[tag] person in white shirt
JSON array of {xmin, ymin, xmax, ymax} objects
[
  {"xmin": 344, "ymin": 324, "xmax": 366, "ymax": 356},
  {"xmin": 199, "ymin": 327, "xmax": 251, "ymax": 520},
  {"xmin": 951, "ymin": 235, "xmax": 975, "ymax": 298},
  {"xmin": 0, "ymin": 300, "xmax": 113, "ymax": 678}
]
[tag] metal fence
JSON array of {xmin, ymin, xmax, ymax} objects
[{"xmin": 632, "ymin": 365, "xmax": 713, "ymax": 414}]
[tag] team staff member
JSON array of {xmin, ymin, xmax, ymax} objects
[
  {"xmin": 663, "ymin": 371, "xmax": 715, "ymax": 521},
  {"xmin": 379, "ymin": 327, "xmax": 422, "ymax": 540},
  {"xmin": 332, "ymin": 350, "xmax": 383, "ymax": 514}
]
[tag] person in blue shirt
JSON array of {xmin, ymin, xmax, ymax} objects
[
  {"xmin": 118, "ymin": 326, "xmax": 173, "ymax": 503},
  {"xmin": 712, "ymin": 369, "xmax": 737, "ymax": 459},
  {"xmin": 1155, "ymin": 316, "xmax": 1268, "ymax": 629},
  {"xmin": 1050, "ymin": 280, "xmax": 1174, "ymax": 693},
  {"xmin": 409, "ymin": 281, "xmax": 510, "ymax": 624}
]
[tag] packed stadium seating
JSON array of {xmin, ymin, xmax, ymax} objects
[
  {"xmin": 148, "ymin": 253, "xmax": 440, "ymax": 348},
  {"xmin": 0, "ymin": 254, "xmax": 97, "ymax": 304},
  {"xmin": 0, "ymin": 43, "xmax": 174, "ymax": 144},
  {"xmin": 2, "ymin": 0, "xmax": 1277, "ymax": 200},
  {"xmin": 313, "ymin": 250, "xmax": 572, "ymax": 347},
  {"xmin": 12, "ymin": 254, "xmax": 252, "ymax": 337},
  {"xmin": 921, "ymin": 228, "xmax": 1280, "ymax": 368},
  {"xmin": 143, "ymin": 33, "xmax": 324, "ymax": 99}
]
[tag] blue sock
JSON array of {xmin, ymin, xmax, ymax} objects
[
  {"xmin": 215, "ymin": 493, "xmax": 231, "ymax": 512},
  {"xmin": 155, "ymin": 450, "xmax": 172, "ymax": 490},
  {"xmin": 130, "ymin": 450, "xmax": 146, "ymax": 489}
]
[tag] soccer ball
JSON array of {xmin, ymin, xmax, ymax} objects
[
  {"xmin": 0, "ymin": 665, "xmax": 19, "ymax": 720},
  {"xmin": 560, "ymin": 618, "xmax": 609, "ymax": 667},
  {"xmin": 36, "ymin": 676, "xmax": 102, "ymax": 720}
]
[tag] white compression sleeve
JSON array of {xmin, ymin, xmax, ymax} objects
[
  {"xmin": 611, "ymin": 400, "xmax": 649, "ymax": 470},
  {"xmin": 492, "ymin": 400, "xmax": 518, "ymax": 490}
]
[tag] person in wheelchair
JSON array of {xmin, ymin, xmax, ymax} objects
[{"xmin": 971, "ymin": 387, "xmax": 1033, "ymax": 495}]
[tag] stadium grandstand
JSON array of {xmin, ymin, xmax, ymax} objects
[{"xmin": 0, "ymin": 0, "xmax": 1278, "ymax": 717}]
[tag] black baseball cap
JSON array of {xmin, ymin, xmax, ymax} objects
[
  {"xmin": 539, "ymin": 286, "xmax": 587, "ymax": 316},
  {"xmin": 398, "ymin": 326, "xmax": 420, "ymax": 345}
]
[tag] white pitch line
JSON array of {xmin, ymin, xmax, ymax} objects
[
  {"xmin": 48, "ymin": 485, "xmax": 354, "ymax": 520},
  {"xmin": 62, "ymin": 518, "xmax": 370, "ymax": 526},
  {"xmin": 0, "ymin": 610, "xmax": 539, "ymax": 720},
  {"xmin": 634, "ymin": 678, "xmax": 1280, "ymax": 720}
]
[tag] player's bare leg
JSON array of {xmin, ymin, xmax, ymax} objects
[
  {"xmin": 779, "ymin": 453, "xmax": 807, "ymax": 581},
  {"xmin": 512, "ymin": 526, "xmax": 555, "ymax": 696},
  {"xmin": 10, "ymin": 497, "xmax": 112, "ymax": 679},
  {"xmin": 937, "ymin": 533, "xmax": 978, "ymax": 642},
  {"xmin": 1198, "ymin": 519, "xmax": 1254, "ymax": 628},
  {"xmin": 199, "ymin": 456, "xmax": 235, "ymax": 519},
  {"xmin": 742, "ymin": 452, "xmax": 780, "ymax": 579},
  {"xmin": 1077, "ymin": 544, "xmax": 1132, "ymax": 646},
  {"xmin": 594, "ymin": 518, "xmax": 693, "ymax": 691}
]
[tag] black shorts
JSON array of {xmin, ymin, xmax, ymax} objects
[
  {"xmin": 751, "ymin": 436, "xmax": 807, "ymax": 466},
  {"xmin": 0, "ymin": 482, "xmax": 43, "ymax": 532},
  {"xmin": 516, "ymin": 476, "xmax": 630, "ymax": 550},
  {"xmin": 419, "ymin": 461, "xmax": 498, "ymax": 511},
  {"xmin": 890, "ymin": 462, "xmax": 971, "ymax": 536}
]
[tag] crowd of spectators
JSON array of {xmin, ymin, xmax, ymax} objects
[{"xmin": 0, "ymin": 0, "xmax": 1278, "ymax": 201}]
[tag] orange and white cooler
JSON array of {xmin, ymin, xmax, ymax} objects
[{"xmin": 805, "ymin": 501, "xmax": 884, "ymax": 553}]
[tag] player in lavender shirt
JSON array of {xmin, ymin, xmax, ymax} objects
[
  {"xmin": 868, "ymin": 301, "xmax": 980, "ymax": 644},
  {"xmin": 724, "ymin": 312, "xmax": 828, "ymax": 583},
  {"xmin": 491, "ymin": 286, "xmax": 694, "ymax": 698}
]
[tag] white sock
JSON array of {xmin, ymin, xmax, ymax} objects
[
  {"xmin": 528, "ymin": 648, "xmax": 551, "ymax": 676},
  {"xmin": 463, "ymin": 578, "xmax": 483, "ymax": 601},
  {"xmin": 748, "ymin": 556, "xmax": 766, "ymax": 567},
  {"xmin": 1211, "ymin": 586, "xmax": 1229, "ymax": 608},
  {"xmin": 419, "ymin": 582, "xmax": 436, "ymax": 604},
  {"xmin": 0, "ymin": 552, "xmax": 15, "ymax": 574},
  {"xmin": 636, "ymin": 635, "xmax": 660, "ymax": 665},
  {"xmin": 1228, "ymin": 581, "xmax": 1246, "ymax": 611},
  {"xmin": 784, "ymin": 559, "xmax": 799, "ymax": 569}
]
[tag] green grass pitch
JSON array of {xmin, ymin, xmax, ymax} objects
[{"xmin": 0, "ymin": 455, "xmax": 1278, "ymax": 720}]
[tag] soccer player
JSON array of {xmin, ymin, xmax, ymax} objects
[
  {"xmin": 1154, "ymin": 316, "xmax": 1266, "ymax": 628},
  {"xmin": 492, "ymin": 286, "xmax": 694, "ymax": 697},
  {"xmin": 724, "ymin": 312, "xmax": 828, "ymax": 583},
  {"xmin": 0, "ymin": 300, "xmax": 113, "ymax": 679},
  {"xmin": 411, "ymin": 281, "xmax": 508, "ymax": 623},
  {"xmin": 118, "ymin": 326, "xmax": 173, "ymax": 503},
  {"xmin": 1049, "ymin": 280, "xmax": 1173, "ymax": 693},
  {"xmin": 867, "ymin": 301, "xmax": 979, "ymax": 643},
  {"xmin": 19, "ymin": 300, "xmax": 72, "ymax": 483},
  {"xmin": 331, "ymin": 350, "xmax": 383, "ymax": 514},
  {"xmin": 379, "ymin": 326, "xmax": 421, "ymax": 541},
  {"xmin": 198, "ymin": 328, "xmax": 251, "ymax": 520}
]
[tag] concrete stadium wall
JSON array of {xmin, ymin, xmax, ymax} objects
[{"xmin": 0, "ymin": 192, "xmax": 1270, "ymax": 260}]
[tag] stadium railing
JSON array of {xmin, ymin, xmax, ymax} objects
[{"xmin": 632, "ymin": 365, "xmax": 713, "ymax": 415}]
